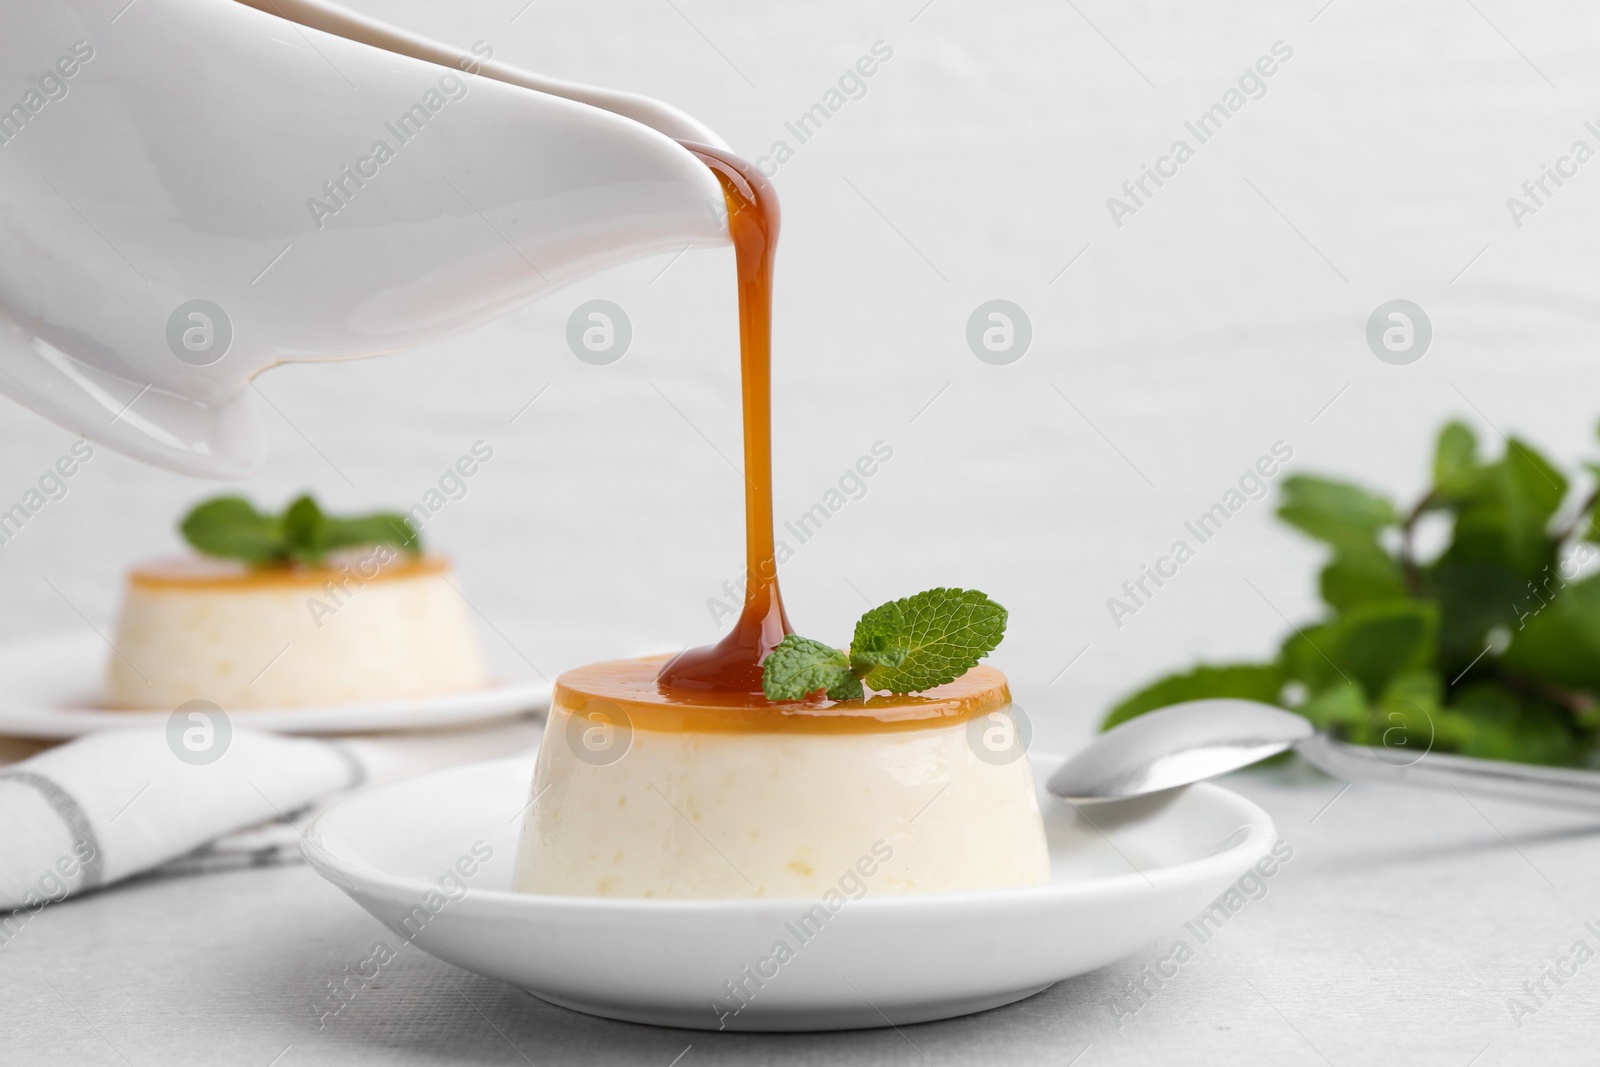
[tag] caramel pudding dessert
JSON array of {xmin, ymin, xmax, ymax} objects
[
  {"xmin": 105, "ymin": 496, "xmax": 486, "ymax": 709},
  {"xmin": 512, "ymin": 146, "xmax": 1049, "ymax": 899},
  {"xmin": 514, "ymin": 659, "xmax": 1048, "ymax": 897}
]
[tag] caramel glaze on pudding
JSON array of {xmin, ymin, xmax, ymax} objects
[
  {"xmin": 105, "ymin": 551, "xmax": 488, "ymax": 709},
  {"xmin": 559, "ymin": 657, "xmax": 1012, "ymax": 734},
  {"xmin": 124, "ymin": 553, "xmax": 448, "ymax": 590},
  {"xmin": 515, "ymin": 145, "xmax": 1050, "ymax": 898}
]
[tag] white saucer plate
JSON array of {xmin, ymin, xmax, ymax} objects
[
  {"xmin": 0, "ymin": 635, "xmax": 550, "ymax": 738},
  {"xmin": 302, "ymin": 752, "xmax": 1277, "ymax": 1031}
]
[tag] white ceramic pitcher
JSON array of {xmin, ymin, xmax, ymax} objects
[{"xmin": 0, "ymin": 0, "xmax": 730, "ymax": 476}]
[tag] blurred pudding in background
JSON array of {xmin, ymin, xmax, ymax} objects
[{"xmin": 104, "ymin": 494, "xmax": 486, "ymax": 709}]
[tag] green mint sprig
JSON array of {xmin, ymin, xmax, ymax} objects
[
  {"xmin": 180, "ymin": 494, "xmax": 421, "ymax": 567},
  {"xmin": 761, "ymin": 588, "xmax": 1007, "ymax": 701}
]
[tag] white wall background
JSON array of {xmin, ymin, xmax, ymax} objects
[{"xmin": 4, "ymin": 0, "xmax": 1599, "ymax": 751}]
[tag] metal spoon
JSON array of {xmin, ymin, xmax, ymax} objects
[{"xmin": 1046, "ymin": 698, "xmax": 1600, "ymax": 814}]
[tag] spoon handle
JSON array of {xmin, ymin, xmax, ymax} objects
[{"xmin": 1295, "ymin": 734, "xmax": 1600, "ymax": 814}]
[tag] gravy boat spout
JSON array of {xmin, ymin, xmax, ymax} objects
[{"xmin": 0, "ymin": 0, "xmax": 731, "ymax": 476}]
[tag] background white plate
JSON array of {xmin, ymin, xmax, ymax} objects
[
  {"xmin": 0, "ymin": 634, "xmax": 551, "ymax": 738},
  {"xmin": 302, "ymin": 753, "xmax": 1278, "ymax": 1032}
]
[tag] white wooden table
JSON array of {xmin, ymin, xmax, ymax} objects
[{"xmin": 6, "ymin": 761, "xmax": 1597, "ymax": 1066}]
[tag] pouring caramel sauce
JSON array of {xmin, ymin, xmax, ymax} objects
[
  {"xmin": 655, "ymin": 144, "xmax": 794, "ymax": 697},
  {"xmin": 622, "ymin": 145, "xmax": 1011, "ymax": 728},
  {"xmin": 400, "ymin": 122, "xmax": 1008, "ymax": 729}
]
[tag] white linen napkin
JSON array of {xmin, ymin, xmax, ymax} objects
[{"xmin": 0, "ymin": 718, "xmax": 541, "ymax": 912}]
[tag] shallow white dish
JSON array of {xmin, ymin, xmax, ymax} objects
[
  {"xmin": 301, "ymin": 751, "xmax": 1277, "ymax": 1031},
  {"xmin": 0, "ymin": 635, "xmax": 550, "ymax": 738}
]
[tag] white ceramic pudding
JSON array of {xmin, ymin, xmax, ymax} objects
[
  {"xmin": 513, "ymin": 657, "xmax": 1049, "ymax": 898},
  {"xmin": 105, "ymin": 552, "xmax": 487, "ymax": 709}
]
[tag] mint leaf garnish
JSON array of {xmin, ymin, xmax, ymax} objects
[
  {"xmin": 179, "ymin": 497, "xmax": 284, "ymax": 565},
  {"xmin": 848, "ymin": 601, "xmax": 906, "ymax": 674},
  {"xmin": 850, "ymin": 640, "xmax": 906, "ymax": 674},
  {"xmin": 761, "ymin": 635, "xmax": 861, "ymax": 701},
  {"xmin": 282, "ymin": 494, "xmax": 324, "ymax": 555},
  {"xmin": 760, "ymin": 587, "xmax": 1007, "ymax": 701},
  {"xmin": 180, "ymin": 494, "xmax": 421, "ymax": 566},
  {"xmin": 851, "ymin": 588, "xmax": 1008, "ymax": 693}
]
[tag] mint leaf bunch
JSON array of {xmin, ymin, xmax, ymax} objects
[
  {"xmin": 1102, "ymin": 420, "xmax": 1600, "ymax": 767},
  {"xmin": 761, "ymin": 588, "xmax": 1007, "ymax": 701},
  {"xmin": 180, "ymin": 494, "xmax": 421, "ymax": 566}
]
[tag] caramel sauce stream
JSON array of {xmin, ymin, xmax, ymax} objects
[{"xmin": 655, "ymin": 144, "xmax": 793, "ymax": 696}]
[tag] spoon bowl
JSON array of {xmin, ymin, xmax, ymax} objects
[
  {"xmin": 1049, "ymin": 698, "xmax": 1600, "ymax": 814},
  {"xmin": 1047, "ymin": 700, "xmax": 1313, "ymax": 803}
]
